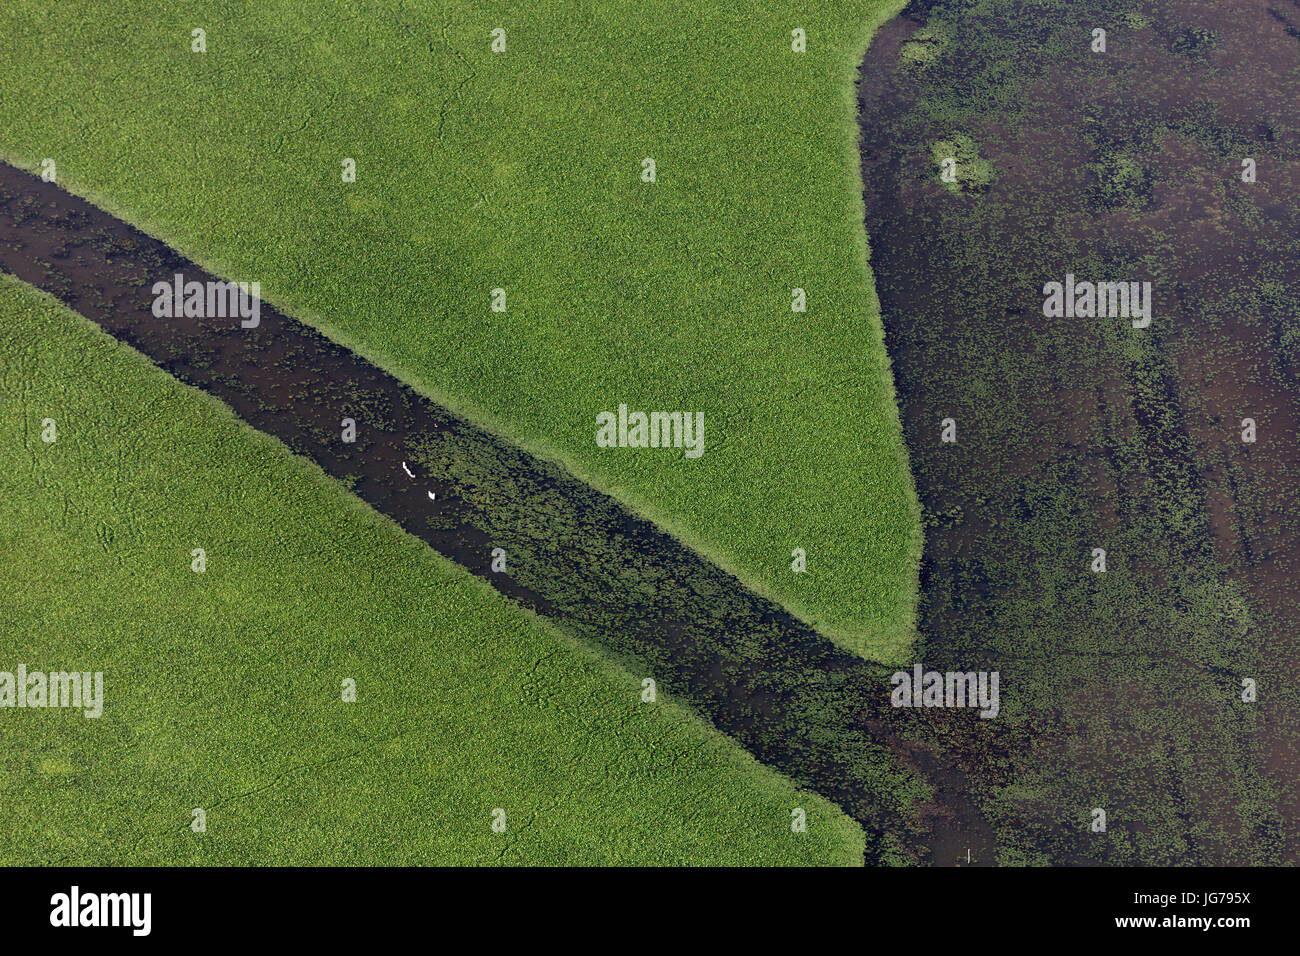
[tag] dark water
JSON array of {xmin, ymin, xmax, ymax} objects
[{"xmin": 859, "ymin": 0, "xmax": 1300, "ymax": 863}]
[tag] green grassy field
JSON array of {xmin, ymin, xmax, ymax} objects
[
  {"xmin": 0, "ymin": 276, "xmax": 864, "ymax": 865},
  {"xmin": 0, "ymin": 0, "xmax": 918, "ymax": 661}
]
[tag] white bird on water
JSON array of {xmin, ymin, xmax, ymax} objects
[
  {"xmin": 427, "ymin": 491, "xmax": 436, "ymax": 501},
  {"xmin": 401, "ymin": 461, "xmax": 414, "ymax": 478}
]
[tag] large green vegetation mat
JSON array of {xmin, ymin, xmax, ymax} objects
[
  {"xmin": 0, "ymin": 276, "xmax": 863, "ymax": 865},
  {"xmin": 0, "ymin": 0, "xmax": 918, "ymax": 661}
]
